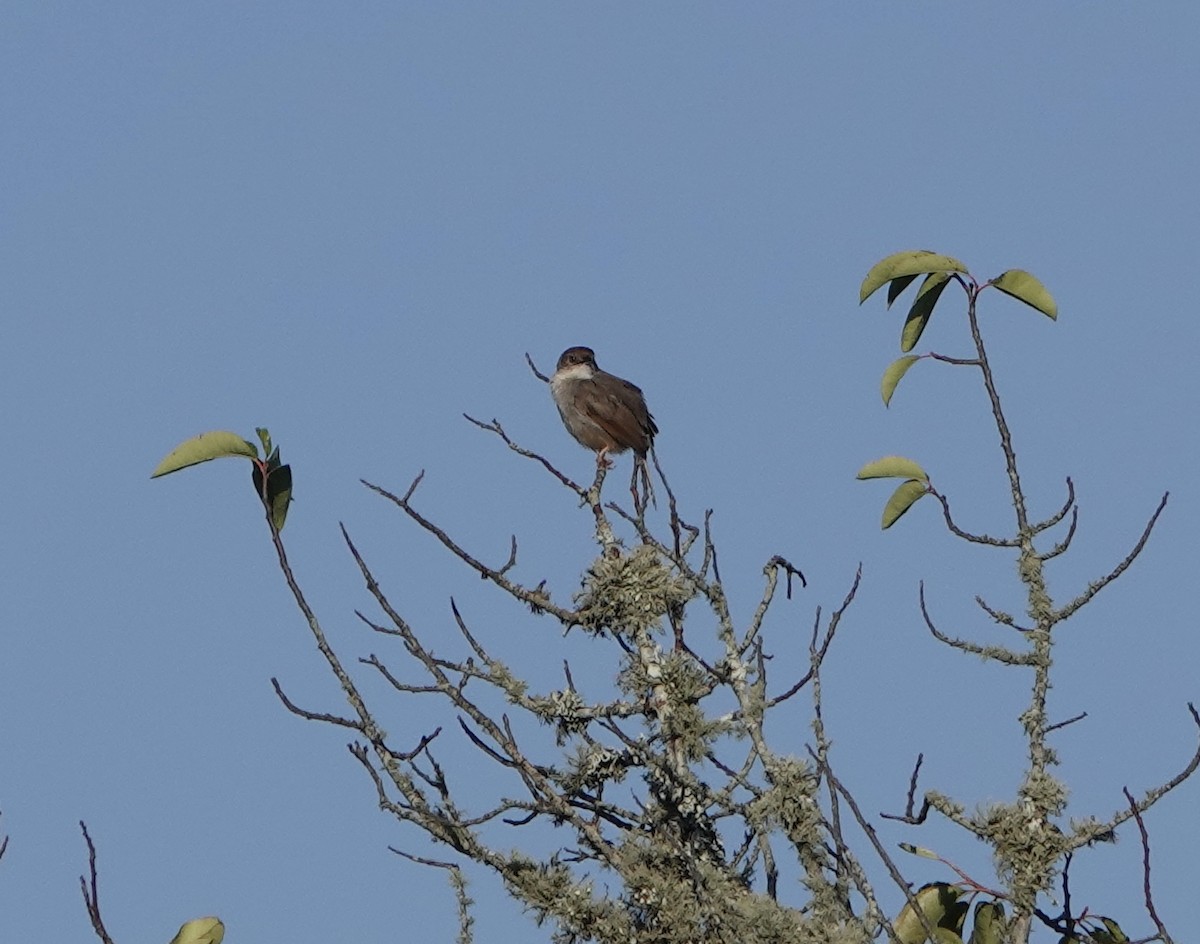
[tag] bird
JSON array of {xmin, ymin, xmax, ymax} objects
[{"xmin": 550, "ymin": 346, "xmax": 657, "ymax": 509}]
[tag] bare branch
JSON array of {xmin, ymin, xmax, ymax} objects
[
  {"xmin": 391, "ymin": 847, "xmax": 458, "ymax": 869},
  {"xmin": 271, "ymin": 677, "xmax": 363, "ymax": 730},
  {"xmin": 524, "ymin": 351, "xmax": 550, "ymax": 383},
  {"xmin": 1044, "ymin": 711, "xmax": 1087, "ymax": 734},
  {"xmin": 815, "ymin": 754, "xmax": 926, "ymax": 944},
  {"xmin": 928, "ymin": 351, "xmax": 982, "ymax": 367},
  {"xmin": 1039, "ymin": 506, "xmax": 1079, "ymax": 561},
  {"xmin": 930, "ymin": 487, "xmax": 1019, "ymax": 547},
  {"xmin": 974, "ymin": 594, "xmax": 1033, "ymax": 632},
  {"xmin": 880, "ymin": 754, "xmax": 929, "ymax": 824},
  {"xmin": 964, "ymin": 289, "xmax": 1033, "ymax": 535},
  {"xmin": 1032, "ymin": 477, "xmax": 1079, "ymax": 560},
  {"xmin": 741, "ymin": 556, "xmax": 805, "ymax": 657},
  {"xmin": 462, "ymin": 415, "xmax": 585, "ymax": 498},
  {"xmin": 457, "ymin": 717, "xmax": 522, "ymax": 770},
  {"xmin": 1031, "ymin": 477, "xmax": 1076, "ymax": 535},
  {"xmin": 770, "ymin": 555, "xmax": 807, "ymax": 596},
  {"xmin": 363, "ymin": 480, "xmax": 581, "ymax": 622},
  {"xmin": 704, "ymin": 510, "xmax": 721, "ymax": 584},
  {"xmin": 767, "ymin": 566, "xmax": 861, "ymax": 708},
  {"xmin": 920, "ymin": 582, "xmax": 1037, "ymax": 665},
  {"xmin": 651, "ymin": 448, "xmax": 698, "ymax": 557},
  {"xmin": 1054, "ymin": 493, "xmax": 1169, "ymax": 622},
  {"xmin": 497, "ymin": 535, "xmax": 519, "ymax": 577},
  {"xmin": 1122, "ymin": 787, "xmax": 1175, "ymax": 944},
  {"xmin": 1069, "ymin": 703, "xmax": 1200, "ymax": 851},
  {"xmin": 78, "ymin": 822, "xmax": 116, "ymax": 944}
]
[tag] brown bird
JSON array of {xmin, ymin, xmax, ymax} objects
[{"xmin": 550, "ymin": 346, "xmax": 657, "ymax": 508}]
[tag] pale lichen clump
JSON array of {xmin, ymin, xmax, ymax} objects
[{"xmin": 573, "ymin": 545, "xmax": 694, "ymax": 636}]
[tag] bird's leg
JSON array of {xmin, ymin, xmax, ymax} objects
[
  {"xmin": 595, "ymin": 446, "xmax": 615, "ymax": 469},
  {"xmin": 631, "ymin": 456, "xmax": 656, "ymax": 514}
]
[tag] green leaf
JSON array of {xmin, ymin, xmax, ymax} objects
[
  {"xmin": 968, "ymin": 901, "xmax": 1005, "ymax": 944},
  {"xmin": 898, "ymin": 842, "xmax": 940, "ymax": 860},
  {"xmin": 901, "ymin": 272, "xmax": 952, "ymax": 352},
  {"xmin": 887, "ymin": 273, "xmax": 920, "ymax": 307},
  {"xmin": 255, "ymin": 426, "xmax": 274, "ymax": 456},
  {"xmin": 857, "ymin": 456, "xmax": 928, "ymax": 481},
  {"xmin": 169, "ymin": 916, "xmax": 224, "ymax": 944},
  {"xmin": 860, "ymin": 250, "xmax": 969, "ymax": 304},
  {"xmin": 946, "ymin": 903, "xmax": 969, "ymax": 935},
  {"xmin": 252, "ymin": 463, "xmax": 293, "ymax": 532},
  {"xmin": 991, "ymin": 269, "xmax": 1057, "ymax": 320},
  {"xmin": 894, "ymin": 883, "xmax": 962, "ymax": 944},
  {"xmin": 882, "ymin": 355, "xmax": 921, "ymax": 406},
  {"xmin": 151, "ymin": 432, "xmax": 258, "ymax": 478},
  {"xmin": 1089, "ymin": 917, "xmax": 1129, "ymax": 944},
  {"xmin": 883, "ymin": 479, "xmax": 928, "ymax": 529}
]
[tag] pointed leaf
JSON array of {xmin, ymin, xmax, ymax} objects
[
  {"xmin": 968, "ymin": 901, "xmax": 1005, "ymax": 944},
  {"xmin": 883, "ymin": 479, "xmax": 928, "ymax": 529},
  {"xmin": 169, "ymin": 916, "xmax": 224, "ymax": 944},
  {"xmin": 901, "ymin": 272, "xmax": 952, "ymax": 352},
  {"xmin": 152, "ymin": 432, "xmax": 258, "ymax": 478},
  {"xmin": 1090, "ymin": 917, "xmax": 1129, "ymax": 944},
  {"xmin": 860, "ymin": 250, "xmax": 968, "ymax": 304},
  {"xmin": 894, "ymin": 883, "xmax": 962, "ymax": 944},
  {"xmin": 944, "ymin": 899, "xmax": 970, "ymax": 934},
  {"xmin": 255, "ymin": 426, "xmax": 273, "ymax": 455},
  {"xmin": 991, "ymin": 269, "xmax": 1057, "ymax": 320},
  {"xmin": 887, "ymin": 273, "xmax": 920, "ymax": 307},
  {"xmin": 882, "ymin": 355, "xmax": 921, "ymax": 407},
  {"xmin": 857, "ymin": 456, "xmax": 928, "ymax": 481},
  {"xmin": 267, "ymin": 465, "xmax": 293, "ymax": 532},
  {"xmin": 898, "ymin": 842, "xmax": 940, "ymax": 860},
  {"xmin": 252, "ymin": 464, "xmax": 293, "ymax": 532}
]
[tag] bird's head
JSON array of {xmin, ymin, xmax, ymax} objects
[{"xmin": 554, "ymin": 346, "xmax": 598, "ymax": 378}]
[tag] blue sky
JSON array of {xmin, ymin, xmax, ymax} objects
[{"xmin": 3, "ymin": 5, "xmax": 1198, "ymax": 942}]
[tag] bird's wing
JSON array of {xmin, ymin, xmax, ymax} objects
[{"xmin": 572, "ymin": 375, "xmax": 657, "ymax": 452}]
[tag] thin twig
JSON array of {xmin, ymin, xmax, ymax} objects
[
  {"xmin": 497, "ymin": 535, "xmax": 519, "ymax": 577},
  {"xmin": 78, "ymin": 822, "xmax": 116, "ymax": 944},
  {"xmin": 462, "ymin": 415, "xmax": 584, "ymax": 497},
  {"xmin": 271, "ymin": 678, "xmax": 363, "ymax": 730},
  {"xmin": 1031, "ymin": 477, "xmax": 1076, "ymax": 534},
  {"xmin": 930, "ymin": 488, "xmax": 1019, "ymax": 547},
  {"xmin": 880, "ymin": 754, "xmax": 930, "ymax": 824},
  {"xmin": 767, "ymin": 566, "xmax": 861, "ymax": 708},
  {"xmin": 815, "ymin": 754, "xmax": 930, "ymax": 944},
  {"xmin": 928, "ymin": 351, "xmax": 982, "ymax": 367},
  {"xmin": 1039, "ymin": 506, "xmax": 1079, "ymax": 561},
  {"xmin": 1054, "ymin": 493, "xmax": 1169, "ymax": 622},
  {"xmin": 975, "ymin": 595, "xmax": 1033, "ymax": 632},
  {"xmin": 1044, "ymin": 712, "xmax": 1087, "ymax": 734},
  {"xmin": 524, "ymin": 352, "xmax": 550, "ymax": 383},
  {"xmin": 919, "ymin": 582, "xmax": 1036, "ymax": 665},
  {"xmin": 365, "ymin": 477, "xmax": 581, "ymax": 622},
  {"xmin": 1069, "ymin": 703, "xmax": 1200, "ymax": 850},
  {"xmin": 1122, "ymin": 787, "xmax": 1175, "ymax": 944}
]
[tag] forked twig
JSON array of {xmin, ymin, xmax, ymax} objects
[{"xmin": 78, "ymin": 822, "xmax": 116, "ymax": 944}]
